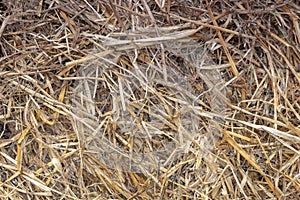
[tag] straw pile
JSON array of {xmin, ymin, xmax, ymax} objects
[{"xmin": 0, "ymin": 0, "xmax": 299, "ymax": 199}]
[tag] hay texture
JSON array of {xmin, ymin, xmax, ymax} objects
[{"xmin": 0, "ymin": 0, "xmax": 300, "ymax": 199}]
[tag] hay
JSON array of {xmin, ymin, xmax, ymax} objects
[{"xmin": 0, "ymin": 0, "xmax": 299, "ymax": 199}]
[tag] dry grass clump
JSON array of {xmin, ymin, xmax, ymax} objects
[{"xmin": 0, "ymin": 0, "xmax": 300, "ymax": 199}]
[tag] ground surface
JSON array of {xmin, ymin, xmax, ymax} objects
[{"xmin": 0, "ymin": 0, "xmax": 300, "ymax": 199}]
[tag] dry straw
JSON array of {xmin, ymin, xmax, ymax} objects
[{"xmin": 0, "ymin": 0, "xmax": 299, "ymax": 199}]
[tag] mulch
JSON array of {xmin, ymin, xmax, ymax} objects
[{"xmin": 0, "ymin": 0, "xmax": 299, "ymax": 199}]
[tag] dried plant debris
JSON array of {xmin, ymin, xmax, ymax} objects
[
  {"xmin": 0, "ymin": 0, "xmax": 299, "ymax": 199},
  {"xmin": 72, "ymin": 32, "xmax": 226, "ymax": 175}
]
